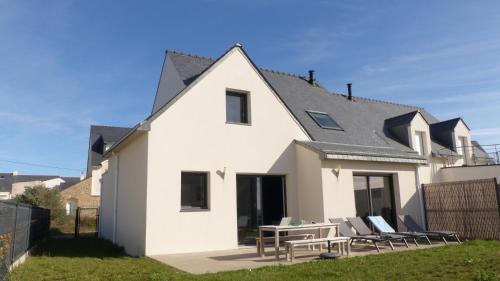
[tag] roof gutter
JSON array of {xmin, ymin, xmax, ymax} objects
[
  {"xmin": 295, "ymin": 140, "xmax": 428, "ymax": 164},
  {"xmin": 103, "ymin": 121, "xmax": 150, "ymax": 158}
]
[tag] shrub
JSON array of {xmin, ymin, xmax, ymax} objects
[{"xmin": 14, "ymin": 185, "xmax": 65, "ymax": 221}]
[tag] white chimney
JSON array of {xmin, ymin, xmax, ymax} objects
[{"xmin": 12, "ymin": 170, "xmax": 18, "ymax": 176}]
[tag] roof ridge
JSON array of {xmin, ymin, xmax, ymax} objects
[
  {"xmin": 167, "ymin": 49, "xmax": 309, "ymax": 79},
  {"xmin": 259, "ymin": 67, "xmax": 305, "ymax": 79},
  {"xmin": 90, "ymin": 124, "xmax": 131, "ymax": 129},
  {"xmin": 1, "ymin": 173, "xmax": 61, "ymax": 178},
  {"xmin": 166, "ymin": 50, "xmax": 215, "ymax": 62},
  {"xmin": 330, "ymin": 92, "xmax": 424, "ymax": 110},
  {"xmin": 167, "ymin": 49, "xmax": 427, "ymax": 111}
]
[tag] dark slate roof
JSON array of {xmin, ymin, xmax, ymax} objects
[
  {"xmin": 154, "ymin": 50, "xmax": 462, "ymax": 160},
  {"xmin": 168, "ymin": 51, "xmax": 213, "ymax": 85},
  {"xmin": 385, "ymin": 111, "xmax": 421, "ymax": 128},
  {"xmin": 430, "ymin": 118, "xmax": 461, "ymax": 132},
  {"xmin": 0, "ymin": 173, "xmax": 80, "ymax": 193},
  {"xmin": 57, "ymin": 177, "xmax": 82, "ymax": 191},
  {"xmin": 86, "ymin": 125, "xmax": 131, "ymax": 176},
  {"xmin": 431, "ymin": 140, "xmax": 459, "ymax": 157}
]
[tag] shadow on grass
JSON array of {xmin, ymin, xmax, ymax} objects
[{"xmin": 32, "ymin": 237, "xmax": 129, "ymax": 258}]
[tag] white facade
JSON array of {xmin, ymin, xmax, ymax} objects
[{"xmin": 99, "ymin": 45, "xmax": 483, "ymax": 256}]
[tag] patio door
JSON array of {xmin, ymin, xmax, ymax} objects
[
  {"xmin": 353, "ymin": 175, "xmax": 397, "ymax": 228},
  {"xmin": 236, "ymin": 175, "xmax": 286, "ymax": 245}
]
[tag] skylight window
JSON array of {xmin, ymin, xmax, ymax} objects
[{"xmin": 307, "ymin": 111, "xmax": 342, "ymax": 130}]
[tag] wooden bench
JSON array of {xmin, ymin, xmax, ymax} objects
[
  {"xmin": 256, "ymin": 234, "xmax": 315, "ymax": 255},
  {"xmin": 285, "ymin": 237, "xmax": 350, "ymax": 261}
]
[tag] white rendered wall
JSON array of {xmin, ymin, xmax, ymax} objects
[
  {"xmin": 320, "ymin": 159, "xmax": 422, "ymax": 226},
  {"xmin": 100, "ymin": 134, "xmax": 148, "ymax": 256},
  {"xmin": 436, "ymin": 165, "xmax": 500, "ymax": 183},
  {"xmin": 295, "ymin": 144, "xmax": 324, "ymax": 222},
  {"xmin": 144, "ymin": 48, "xmax": 309, "ymax": 255}
]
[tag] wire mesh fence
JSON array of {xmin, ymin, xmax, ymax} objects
[
  {"xmin": 438, "ymin": 144, "xmax": 500, "ymax": 167},
  {"xmin": 0, "ymin": 202, "xmax": 50, "ymax": 280}
]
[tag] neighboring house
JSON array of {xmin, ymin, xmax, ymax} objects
[
  {"xmin": 98, "ymin": 44, "xmax": 497, "ymax": 256},
  {"xmin": 0, "ymin": 172, "xmax": 80, "ymax": 200},
  {"xmin": 86, "ymin": 125, "xmax": 131, "ymax": 197},
  {"xmin": 58, "ymin": 177, "xmax": 100, "ymax": 215}
]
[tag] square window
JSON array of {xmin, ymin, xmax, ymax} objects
[
  {"xmin": 226, "ymin": 91, "xmax": 249, "ymax": 124},
  {"xmin": 181, "ymin": 172, "xmax": 208, "ymax": 210},
  {"xmin": 306, "ymin": 111, "xmax": 342, "ymax": 130}
]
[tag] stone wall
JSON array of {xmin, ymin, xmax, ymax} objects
[{"xmin": 61, "ymin": 177, "xmax": 99, "ymax": 208}]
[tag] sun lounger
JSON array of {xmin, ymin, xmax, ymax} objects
[
  {"xmin": 346, "ymin": 217, "xmax": 410, "ymax": 248},
  {"xmin": 398, "ymin": 215, "xmax": 461, "ymax": 244},
  {"xmin": 329, "ymin": 218, "xmax": 405, "ymax": 252},
  {"xmin": 367, "ymin": 216, "xmax": 431, "ymax": 246}
]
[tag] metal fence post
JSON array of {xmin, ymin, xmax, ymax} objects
[
  {"xmin": 26, "ymin": 207, "xmax": 32, "ymax": 250},
  {"xmin": 9, "ymin": 204, "xmax": 18, "ymax": 265},
  {"xmin": 95, "ymin": 208, "xmax": 100, "ymax": 238},
  {"xmin": 74, "ymin": 207, "xmax": 80, "ymax": 238},
  {"xmin": 495, "ymin": 145, "xmax": 499, "ymax": 164}
]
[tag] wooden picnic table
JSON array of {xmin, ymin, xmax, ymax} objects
[{"xmin": 258, "ymin": 222, "xmax": 340, "ymax": 260}]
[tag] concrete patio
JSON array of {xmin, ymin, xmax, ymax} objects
[{"xmin": 150, "ymin": 242, "xmax": 450, "ymax": 274}]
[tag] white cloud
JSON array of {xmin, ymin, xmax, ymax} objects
[
  {"xmin": 0, "ymin": 111, "xmax": 62, "ymax": 130},
  {"xmin": 472, "ymin": 128, "xmax": 500, "ymax": 136},
  {"xmin": 395, "ymin": 39, "xmax": 500, "ymax": 63},
  {"xmin": 416, "ymin": 91, "xmax": 500, "ymax": 104},
  {"xmin": 362, "ymin": 65, "xmax": 389, "ymax": 74}
]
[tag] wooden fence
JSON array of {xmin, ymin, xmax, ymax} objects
[{"xmin": 422, "ymin": 178, "xmax": 500, "ymax": 240}]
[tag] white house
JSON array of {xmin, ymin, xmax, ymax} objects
[
  {"xmin": 98, "ymin": 44, "xmax": 497, "ymax": 256},
  {"xmin": 85, "ymin": 125, "xmax": 131, "ymax": 198},
  {"xmin": 0, "ymin": 172, "xmax": 80, "ymax": 200}
]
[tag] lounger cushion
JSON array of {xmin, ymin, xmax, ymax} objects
[{"xmin": 368, "ymin": 216, "xmax": 396, "ymax": 233}]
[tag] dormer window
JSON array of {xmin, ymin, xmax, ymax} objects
[
  {"xmin": 457, "ymin": 136, "xmax": 467, "ymax": 155},
  {"xmin": 414, "ymin": 131, "xmax": 426, "ymax": 155},
  {"xmin": 307, "ymin": 111, "xmax": 342, "ymax": 130},
  {"xmin": 226, "ymin": 90, "xmax": 249, "ymax": 124}
]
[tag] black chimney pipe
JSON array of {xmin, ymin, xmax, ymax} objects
[
  {"xmin": 308, "ymin": 70, "xmax": 315, "ymax": 85},
  {"xmin": 347, "ymin": 83, "xmax": 353, "ymax": 100}
]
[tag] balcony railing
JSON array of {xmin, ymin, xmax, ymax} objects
[{"xmin": 438, "ymin": 144, "xmax": 500, "ymax": 167}]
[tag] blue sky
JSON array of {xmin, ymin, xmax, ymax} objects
[{"xmin": 1, "ymin": 0, "xmax": 500, "ymax": 176}]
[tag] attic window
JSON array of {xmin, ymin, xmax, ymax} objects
[
  {"xmin": 307, "ymin": 111, "xmax": 342, "ymax": 130},
  {"xmin": 226, "ymin": 91, "xmax": 249, "ymax": 124}
]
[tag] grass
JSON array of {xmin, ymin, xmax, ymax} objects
[{"xmin": 8, "ymin": 238, "xmax": 500, "ymax": 281}]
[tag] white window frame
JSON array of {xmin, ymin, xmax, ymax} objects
[
  {"xmin": 414, "ymin": 131, "xmax": 426, "ymax": 155},
  {"xmin": 457, "ymin": 136, "xmax": 467, "ymax": 156}
]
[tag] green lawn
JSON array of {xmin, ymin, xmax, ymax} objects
[{"xmin": 8, "ymin": 238, "xmax": 500, "ymax": 281}]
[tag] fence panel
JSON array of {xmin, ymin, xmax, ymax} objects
[
  {"xmin": 0, "ymin": 202, "xmax": 50, "ymax": 280},
  {"xmin": 423, "ymin": 178, "xmax": 500, "ymax": 240}
]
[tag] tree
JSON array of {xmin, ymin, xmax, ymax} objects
[{"xmin": 14, "ymin": 185, "xmax": 65, "ymax": 219}]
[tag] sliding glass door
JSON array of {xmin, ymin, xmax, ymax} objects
[
  {"xmin": 353, "ymin": 175, "xmax": 396, "ymax": 228},
  {"xmin": 236, "ymin": 175, "xmax": 286, "ymax": 245}
]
